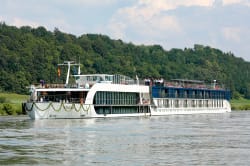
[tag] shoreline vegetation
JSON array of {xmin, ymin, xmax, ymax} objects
[
  {"xmin": 0, "ymin": 93, "xmax": 249, "ymax": 116},
  {"xmin": 0, "ymin": 93, "xmax": 28, "ymax": 115},
  {"xmin": 230, "ymin": 98, "xmax": 250, "ymax": 111}
]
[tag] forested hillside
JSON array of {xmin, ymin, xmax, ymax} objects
[{"xmin": 0, "ymin": 23, "xmax": 250, "ymax": 99}]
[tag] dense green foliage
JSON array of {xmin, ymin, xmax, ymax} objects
[
  {"xmin": 0, "ymin": 93, "xmax": 28, "ymax": 115},
  {"xmin": 1, "ymin": 22, "xmax": 250, "ymax": 98},
  {"xmin": 231, "ymin": 98, "xmax": 250, "ymax": 110}
]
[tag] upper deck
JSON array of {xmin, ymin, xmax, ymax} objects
[
  {"xmin": 149, "ymin": 79, "xmax": 231, "ymax": 101},
  {"xmin": 74, "ymin": 74, "xmax": 138, "ymax": 88}
]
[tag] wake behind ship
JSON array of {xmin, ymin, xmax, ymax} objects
[{"xmin": 22, "ymin": 61, "xmax": 231, "ymax": 119}]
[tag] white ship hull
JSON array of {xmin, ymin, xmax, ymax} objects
[{"xmin": 25, "ymin": 99, "xmax": 231, "ymax": 119}]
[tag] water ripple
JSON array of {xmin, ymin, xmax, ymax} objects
[{"xmin": 0, "ymin": 112, "xmax": 250, "ymax": 165}]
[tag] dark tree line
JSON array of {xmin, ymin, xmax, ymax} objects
[{"xmin": 0, "ymin": 22, "xmax": 250, "ymax": 99}]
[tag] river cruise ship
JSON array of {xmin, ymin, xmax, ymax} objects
[{"xmin": 23, "ymin": 61, "xmax": 231, "ymax": 119}]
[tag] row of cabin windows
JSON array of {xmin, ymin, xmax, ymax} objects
[
  {"xmin": 156, "ymin": 99, "xmax": 224, "ymax": 108},
  {"xmin": 94, "ymin": 91, "xmax": 139, "ymax": 105},
  {"xmin": 158, "ymin": 89, "xmax": 227, "ymax": 99},
  {"xmin": 95, "ymin": 106, "xmax": 150, "ymax": 114}
]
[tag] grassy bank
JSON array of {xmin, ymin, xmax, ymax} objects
[
  {"xmin": 0, "ymin": 93, "xmax": 28, "ymax": 115},
  {"xmin": 231, "ymin": 98, "xmax": 250, "ymax": 110}
]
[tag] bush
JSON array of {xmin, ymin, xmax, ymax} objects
[
  {"xmin": 231, "ymin": 105, "xmax": 237, "ymax": 110},
  {"xmin": 15, "ymin": 105, "xmax": 23, "ymax": 115},
  {"xmin": 0, "ymin": 104, "xmax": 6, "ymax": 115},
  {"xmin": 0, "ymin": 97, "xmax": 6, "ymax": 103},
  {"xmin": 2, "ymin": 103, "xmax": 16, "ymax": 115},
  {"xmin": 233, "ymin": 91, "xmax": 242, "ymax": 100},
  {"xmin": 239, "ymin": 105, "xmax": 250, "ymax": 110}
]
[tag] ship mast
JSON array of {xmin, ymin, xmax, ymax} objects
[{"xmin": 58, "ymin": 61, "xmax": 80, "ymax": 85}]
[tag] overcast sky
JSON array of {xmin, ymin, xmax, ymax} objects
[{"xmin": 1, "ymin": 0, "xmax": 250, "ymax": 61}]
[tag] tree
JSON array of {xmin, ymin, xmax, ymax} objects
[{"xmin": 1, "ymin": 23, "xmax": 250, "ymax": 98}]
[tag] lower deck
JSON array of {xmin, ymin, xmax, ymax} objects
[
  {"xmin": 153, "ymin": 98, "xmax": 226, "ymax": 108},
  {"xmin": 24, "ymin": 97, "xmax": 231, "ymax": 119}
]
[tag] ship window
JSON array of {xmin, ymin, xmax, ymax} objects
[
  {"xmin": 198, "ymin": 91, "xmax": 202, "ymax": 99},
  {"xmin": 184, "ymin": 100, "xmax": 188, "ymax": 107},
  {"xmin": 94, "ymin": 91, "xmax": 139, "ymax": 105},
  {"xmin": 105, "ymin": 106, "xmax": 141, "ymax": 114},
  {"xmin": 191, "ymin": 100, "xmax": 195, "ymax": 107},
  {"xmin": 199, "ymin": 100, "xmax": 202, "ymax": 107},
  {"xmin": 175, "ymin": 100, "xmax": 179, "ymax": 107},
  {"xmin": 205, "ymin": 100, "xmax": 208, "ymax": 107},
  {"xmin": 184, "ymin": 91, "xmax": 187, "ymax": 98},
  {"xmin": 164, "ymin": 99, "xmax": 169, "ymax": 107},
  {"xmin": 192, "ymin": 91, "xmax": 196, "ymax": 98},
  {"xmin": 175, "ymin": 90, "xmax": 178, "ymax": 98},
  {"xmin": 161, "ymin": 89, "xmax": 165, "ymax": 98},
  {"xmin": 38, "ymin": 91, "xmax": 88, "ymax": 103},
  {"xmin": 169, "ymin": 100, "xmax": 172, "ymax": 108},
  {"xmin": 165, "ymin": 89, "xmax": 169, "ymax": 98},
  {"xmin": 205, "ymin": 91, "xmax": 208, "ymax": 99}
]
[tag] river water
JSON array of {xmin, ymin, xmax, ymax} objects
[{"xmin": 0, "ymin": 111, "xmax": 250, "ymax": 166}]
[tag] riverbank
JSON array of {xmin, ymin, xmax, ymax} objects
[
  {"xmin": 0, "ymin": 93, "xmax": 249, "ymax": 115},
  {"xmin": 231, "ymin": 98, "xmax": 250, "ymax": 110},
  {"xmin": 0, "ymin": 93, "xmax": 28, "ymax": 115}
]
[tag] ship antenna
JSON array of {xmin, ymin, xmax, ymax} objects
[
  {"xmin": 58, "ymin": 61, "xmax": 74, "ymax": 86},
  {"xmin": 66, "ymin": 61, "xmax": 71, "ymax": 85},
  {"xmin": 78, "ymin": 56, "xmax": 81, "ymax": 75},
  {"xmin": 213, "ymin": 80, "xmax": 216, "ymax": 89}
]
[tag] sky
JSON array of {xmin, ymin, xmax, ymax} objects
[{"xmin": 1, "ymin": 0, "xmax": 250, "ymax": 61}]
